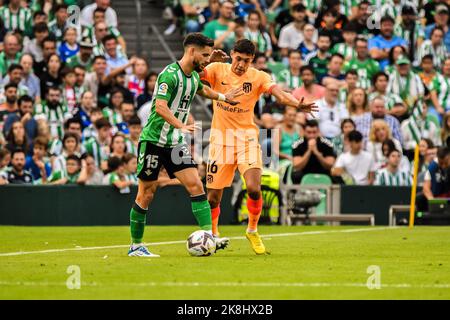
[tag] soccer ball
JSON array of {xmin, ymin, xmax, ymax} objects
[{"xmin": 186, "ymin": 230, "xmax": 216, "ymax": 256}]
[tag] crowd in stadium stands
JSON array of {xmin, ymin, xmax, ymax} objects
[{"xmin": 0, "ymin": 0, "xmax": 449, "ymax": 200}]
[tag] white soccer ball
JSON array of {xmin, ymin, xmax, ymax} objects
[{"xmin": 186, "ymin": 230, "xmax": 216, "ymax": 256}]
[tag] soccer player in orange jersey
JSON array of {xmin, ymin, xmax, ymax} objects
[{"xmin": 200, "ymin": 39, "xmax": 318, "ymax": 254}]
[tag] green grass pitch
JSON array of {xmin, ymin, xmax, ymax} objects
[{"xmin": 1, "ymin": 225, "xmax": 450, "ymax": 300}]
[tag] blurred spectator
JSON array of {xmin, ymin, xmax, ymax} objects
[
  {"xmin": 321, "ymin": 53, "xmax": 345, "ymax": 87},
  {"xmin": 136, "ymin": 72, "xmax": 157, "ymax": 110},
  {"xmin": 83, "ymin": 117, "xmax": 111, "ymax": 171},
  {"xmin": 313, "ymin": 82, "xmax": 349, "ymax": 139},
  {"xmin": 277, "ymin": 50, "xmax": 302, "ymax": 92},
  {"xmin": 103, "ymin": 89, "xmax": 124, "ymax": 126},
  {"xmin": 215, "ymin": 17, "xmax": 246, "ymax": 54},
  {"xmin": 273, "ymin": 106, "xmax": 300, "ymax": 163},
  {"xmin": 374, "ymin": 148, "xmax": 412, "ymax": 186},
  {"xmin": 52, "ymin": 132, "xmax": 80, "ymax": 173},
  {"xmin": 430, "ymin": 57, "xmax": 450, "ymax": 116},
  {"xmin": 418, "ymin": 55, "xmax": 437, "ymax": 88},
  {"xmin": 0, "ymin": 0, "xmax": 33, "ymax": 36},
  {"xmin": 5, "ymin": 120, "xmax": 30, "ymax": 154},
  {"xmin": 0, "ymin": 64, "xmax": 29, "ymax": 100},
  {"xmin": 3, "ymin": 95, "xmax": 37, "ymax": 141},
  {"xmin": 337, "ymin": 70, "xmax": 358, "ymax": 104},
  {"xmin": 125, "ymin": 115, "xmax": 141, "ymax": 155},
  {"xmin": 369, "ymin": 15, "xmax": 407, "ymax": 70},
  {"xmin": 123, "ymin": 152, "xmax": 138, "ymax": 185},
  {"xmin": 66, "ymin": 37, "xmax": 94, "ymax": 71},
  {"xmin": 47, "ymin": 154, "xmax": 83, "ymax": 185},
  {"xmin": 292, "ymin": 119, "xmax": 336, "ymax": 183},
  {"xmin": 244, "ymin": 10, "xmax": 272, "ymax": 58},
  {"xmin": 103, "ymin": 35, "xmax": 129, "ymax": 74},
  {"xmin": 332, "ymin": 21, "xmax": 357, "ymax": 62},
  {"xmin": 292, "ymin": 65, "xmax": 325, "ymax": 101},
  {"xmin": 109, "ymin": 133, "xmax": 127, "ymax": 160},
  {"xmin": 415, "ymin": 26, "xmax": 447, "ymax": 69},
  {"xmin": 354, "ymin": 96, "xmax": 403, "ymax": 144},
  {"xmin": 0, "ymin": 33, "xmax": 21, "ymax": 77},
  {"xmin": 394, "ymin": 5, "xmax": 423, "ymax": 60},
  {"xmin": 269, "ymin": 0, "xmax": 303, "ymax": 46},
  {"xmin": 442, "ymin": 112, "xmax": 450, "ymax": 147},
  {"xmin": 103, "ymin": 156, "xmax": 133, "ymax": 193},
  {"xmin": 58, "ymin": 27, "xmax": 80, "ymax": 63},
  {"xmin": 304, "ymin": 33, "xmax": 331, "ymax": 83},
  {"xmin": 33, "ymin": 37, "xmax": 56, "ymax": 75},
  {"xmin": 78, "ymin": 153, "xmax": 104, "ymax": 185},
  {"xmin": 343, "ymin": 37, "xmax": 380, "ymax": 90},
  {"xmin": 0, "ymin": 148, "xmax": 11, "ymax": 177},
  {"xmin": 126, "ymin": 57, "xmax": 148, "ymax": 99},
  {"xmin": 317, "ymin": 7, "xmax": 343, "ymax": 47},
  {"xmin": 34, "ymin": 86, "xmax": 71, "ymax": 140},
  {"xmin": 74, "ymin": 66, "xmax": 87, "ymax": 96},
  {"xmin": 60, "ymin": 67, "xmax": 77, "ymax": 114},
  {"xmin": 332, "ymin": 130, "xmax": 375, "ymax": 185},
  {"xmin": 48, "ymin": 4, "xmax": 70, "ymax": 44},
  {"xmin": 22, "ymin": 22, "xmax": 49, "ymax": 63},
  {"xmin": 366, "ymin": 119, "xmax": 403, "ymax": 170},
  {"xmin": 17, "ymin": 54, "xmax": 40, "ymax": 102},
  {"xmin": 81, "ymin": 0, "xmax": 118, "ymax": 28},
  {"xmin": 203, "ymin": 0, "xmax": 235, "ymax": 46},
  {"xmin": 417, "ymin": 138, "xmax": 437, "ymax": 177},
  {"xmin": 0, "ymin": 149, "xmax": 33, "ymax": 184},
  {"xmin": 349, "ymin": 0, "xmax": 371, "ymax": 36},
  {"xmin": 424, "ymin": 4, "xmax": 450, "ymax": 52},
  {"xmin": 180, "ymin": 0, "xmax": 211, "ymax": 34},
  {"xmin": 25, "ymin": 136, "xmax": 50, "ymax": 182},
  {"xmin": 331, "ymin": 118, "xmax": 356, "ymax": 156},
  {"xmin": 39, "ymin": 53, "xmax": 62, "ymax": 98},
  {"xmin": 368, "ymin": 71, "xmax": 405, "ymax": 119},
  {"xmin": 73, "ymin": 91, "xmax": 95, "ymax": 130},
  {"xmin": 347, "ymin": 87, "xmax": 368, "ymax": 122},
  {"xmin": 0, "ymin": 83, "xmax": 19, "ymax": 132},
  {"xmin": 296, "ymin": 23, "xmax": 317, "ymax": 60}
]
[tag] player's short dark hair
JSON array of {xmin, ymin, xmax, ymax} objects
[
  {"xmin": 33, "ymin": 22, "xmax": 48, "ymax": 34},
  {"xmin": 7, "ymin": 64, "xmax": 23, "ymax": 74},
  {"xmin": 300, "ymin": 65, "xmax": 314, "ymax": 75},
  {"xmin": 107, "ymin": 156, "xmax": 124, "ymax": 172},
  {"xmin": 233, "ymin": 39, "xmax": 256, "ymax": 56},
  {"xmin": 102, "ymin": 34, "xmax": 117, "ymax": 45},
  {"xmin": 437, "ymin": 146, "xmax": 450, "ymax": 159},
  {"xmin": 371, "ymin": 71, "xmax": 389, "ymax": 85},
  {"xmin": 183, "ymin": 33, "xmax": 214, "ymax": 49},
  {"xmin": 18, "ymin": 95, "xmax": 33, "ymax": 106},
  {"xmin": 305, "ymin": 119, "xmax": 319, "ymax": 128},
  {"xmin": 94, "ymin": 117, "xmax": 112, "ymax": 130},
  {"xmin": 128, "ymin": 115, "xmax": 142, "ymax": 127},
  {"xmin": 348, "ymin": 130, "xmax": 363, "ymax": 142},
  {"xmin": 66, "ymin": 154, "xmax": 81, "ymax": 166},
  {"xmin": 4, "ymin": 83, "xmax": 18, "ymax": 91}
]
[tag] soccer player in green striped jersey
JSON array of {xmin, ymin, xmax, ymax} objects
[
  {"xmin": 128, "ymin": 33, "xmax": 242, "ymax": 257},
  {"xmin": 430, "ymin": 57, "xmax": 450, "ymax": 115},
  {"xmin": 375, "ymin": 149, "xmax": 412, "ymax": 186}
]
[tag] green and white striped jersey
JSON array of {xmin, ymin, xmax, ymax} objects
[
  {"xmin": 340, "ymin": 0, "xmax": 357, "ymax": 17},
  {"xmin": 0, "ymin": 6, "xmax": 33, "ymax": 36},
  {"xmin": 430, "ymin": 73, "xmax": 450, "ymax": 111},
  {"xmin": 125, "ymin": 138, "xmax": 138, "ymax": 156},
  {"xmin": 368, "ymin": 92, "xmax": 404, "ymax": 111},
  {"xmin": 415, "ymin": 40, "xmax": 448, "ymax": 69},
  {"xmin": 0, "ymin": 52, "xmax": 22, "ymax": 77},
  {"xmin": 83, "ymin": 137, "xmax": 110, "ymax": 168},
  {"xmin": 332, "ymin": 43, "xmax": 356, "ymax": 61},
  {"xmin": 102, "ymin": 107, "xmax": 123, "ymax": 126},
  {"xmin": 277, "ymin": 69, "xmax": 302, "ymax": 90},
  {"xmin": 140, "ymin": 62, "xmax": 203, "ymax": 148},
  {"xmin": 303, "ymin": 0, "xmax": 322, "ymax": 13},
  {"xmin": 394, "ymin": 22, "xmax": 424, "ymax": 47},
  {"xmin": 343, "ymin": 58, "xmax": 380, "ymax": 89},
  {"xmin": 33, "ymin": 102, "xmax": 71, "ymax": 140},
  {"xmin": 82, "ymin": 26, "xmax": 121, "ymax": 43},
  {"xmin": 244, "ymin": 29, "xmax": 272, "ymax": 54},
  {"xmin": 375, "ymin": 168, "xmax": 412, "ymax": 186}
]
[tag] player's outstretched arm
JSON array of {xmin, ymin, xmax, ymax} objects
[
  {"xmin": 271, "ymin": 85, "xmax": 318, "ymax": 115},
  {"xmin": 197, "ymin": 85, "xmax": 243, "ymax": 106}
]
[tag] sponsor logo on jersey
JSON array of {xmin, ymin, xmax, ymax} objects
[
  {"xmin": 207, "ymin": 174, "xmax": 214, "ymax": 184},
  {"xmin": 243, "ymin": 82, "xmax": 252, "ymax": 93},
  {"xmin": 158, "ymin": 83, "xmax": 168, "ymax": 96}
]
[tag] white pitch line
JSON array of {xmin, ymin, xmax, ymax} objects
[
  {"xmin": 0, "ymin": 280, "xmax": 449, "ymax": 289},
  {"xmin": 0, "ymin": 227, "xmax": 398, "ymax": 257}
]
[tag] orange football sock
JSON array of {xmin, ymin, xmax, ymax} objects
[
  {"xmin": 211, "ymin": 207, "xmax": 221, "ymax": 236},
  {"xmin": 247, "ymin": 195, "xmax": 262, "ymax": 232}
]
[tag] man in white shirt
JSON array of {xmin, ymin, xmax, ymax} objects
[
  {"xmin": 80, "ymin": 0, "xmax": 118, "ymax": 28},
  {"xmin": 331, "ymin": 130, "xmax": 376, "ymax": 185},
  {"xmin": 313, "ymin": 82, "xmax": 349, "ymax": 139}
]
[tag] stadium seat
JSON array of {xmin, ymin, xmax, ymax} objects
[{"xmin": 300, "ymin": 174, "xmax": 332, "ymax": 216}]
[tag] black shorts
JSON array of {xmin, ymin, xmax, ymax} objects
[{"xmin": 136, "ymin": 141, "xmax": 197, "ymax": 181}]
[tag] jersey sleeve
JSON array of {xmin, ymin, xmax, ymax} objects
[
  {"xmin": 258, "ymin": 70, "xmax": 276, "ymax": 95},
  {"xmin": 155, "ymin": 71, "xmax": 177, "ymax": 102},
  {"xmin": 196, "ymin": 73, "xmax": 204, "ymax": 92},
  {"xmin": 335, "ymin": 154, "xmax": 345, "ymax": 168},
  {"xmin": 201, "ymin": 63, "xmax": 220, "ymax": 88}
]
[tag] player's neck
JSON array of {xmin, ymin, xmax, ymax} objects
[{"xmin": 178, "ymin": 58, "xmax": 194, "ymax": 76}]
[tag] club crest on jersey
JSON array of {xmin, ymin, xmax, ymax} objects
[
  {"xmin": 158, "ymin": 83, "xmax": 168, "ymax": 96},
  {"xmin": 243, "ymin": 82, "xmax": 252, "ymax": 93}
]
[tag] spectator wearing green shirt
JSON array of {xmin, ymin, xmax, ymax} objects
[
  {"xmin": 0, "ymin": 33, "xmax": 22, "ymax": 77},
  {"xmin": 180, "ymin": 0, "xmax": 210, "ymax": 34},
  {"xmin": 203, "ymin": 0, "xmax": 235, "ymax": 47},
  {"xmin": 47, "ymin": 154, "xmax": 84, "ymax": 185},
  {"xmin": 103, "ymin": 156, "xmax": 134, "ymax": 192},
  {"xmin": 0, "ymin": 0, "xmax": 33, "ymax": 37}
]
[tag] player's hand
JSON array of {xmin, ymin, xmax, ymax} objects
[
  {"xmin": 308, "ymin": 138, "xmax": 318, "ymax": 153},
  {"xmin": 224, "ymin": 87, "xmax": 243, "ymax": 106},
  {"xmin": 209, "ymin": 49, "xmax": 230, "ymax": 63},
  {"xmin": 180, "ymin": 123, "xmax": 201, "ymax": 134},
  {"xmin": 297, "ymin": 97, "xmax": 318, "ymax": 116}
]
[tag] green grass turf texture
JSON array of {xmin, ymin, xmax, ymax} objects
[{"xmin": 0, "ymin": 225, "xmax": 449, "ymax": 300}]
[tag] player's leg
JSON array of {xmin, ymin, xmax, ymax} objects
[
  {"xmin": 207, "ymin": 188, "xmax": 224, "ymax": 236},
  {"xmin": 128, "ymin": 141, "xmax": 163, "ymax": 257}
]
